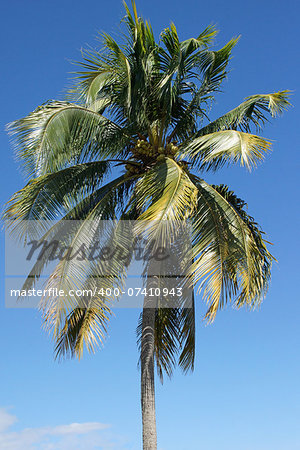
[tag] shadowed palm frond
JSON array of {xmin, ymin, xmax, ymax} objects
[
  {"xmin": 136, "ymin": 289, "xmax": 195, "ymax": 381},
  {"xmin": 178, "ymin": 290, "xmax": 195, "ymax": 373},
  {"xmin": 53, "ymin": 302, "xmax": 111, "ymax": 360},
  {"xmin": 188, "ymin": 176, "xmax": 274, "ymax": 322},
  {"xmin": 211, "ymin": 183, "xmax": 274, "ymax": 308},
  {"xmin": 153, "ymin": 307, "xmax": 181, "ymax": 381}
]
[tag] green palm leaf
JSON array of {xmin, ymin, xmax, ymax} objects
[
  {"xmin": 7, "ymin": 101, "xmax": 131, "ymax": 178},
  {"xmin": 195, "ymin": 90, "xmax": 291, "ymax": 136},
  {"xmin": 4, "ymin": 161, "xmax": 111, "ymax": 232}
]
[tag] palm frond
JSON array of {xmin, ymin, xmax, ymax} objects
[
  {"xmin": 138, "ymin": 307, "xmax": 181, "ymax": 381},
  {"xmin": 54, "ymin": 302, "xmax": 111, "ymax": 360},
  {"xmin": 134, "ymin": 158, "xmax": 198, "ymax": 247},
  {"xmin": 211, "ymin": 183, "xmax": 274, "ymax": 308},
  {"xmin": 137, "ymin": 289, "xmax": 195, "ymax": 381},
  {"xmin": 180, "ymin": 25, "xmax": 218, "ymax": 56},
  {"xmin": 157, "ymin": 33, "xmax": 238, "ymax": 141},
  {"xmin": 42, "ymin": 216, "xmax": 133, "ymax": 357},
  {"xmin": 180, "ymin": 130, "xmax": 271, "ymax": 171},
  {"xmin": 195, "ymin": 90, "xmax": 291, "ymax": 135},
  {"xmin": 178, "ymin": 290, "xmax": 195, "ymax": 372},
  {"xmin": 3, "ymin": 161, "xmax": 111, "ymax": 232},
  {"xmin": 188, "ymin": 177, "xmax": 274, "ymax": 321},
  {"xmin": 10, "ymin": 175, "xmax": 135, "ymax": 296},
  {"xmin": 7, "ymin": 101, "xmax": 131, "ymax": 178},
  {"xmin": 198, "ymin": 37, "xmax": 240, "ymax": 95}
]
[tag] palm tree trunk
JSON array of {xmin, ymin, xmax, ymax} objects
[{"xmin": 141, "ymin": 301, "xmax": 157, "ymax": 450}]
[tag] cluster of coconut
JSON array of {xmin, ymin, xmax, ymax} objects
[
  {"xmin": 132, "ymin": 139, "xmax": 155, "ymax": 158},
  {"xmin": 132, "ymin": 139, "xmax": 179, "ymax": 160},
  {"xmin": 124, "ymin": 139, "xmax": 181, "ymax": 177},
  {"xmin": 124, "ymin": 162, "xmax": 141, "ymax": 176}
]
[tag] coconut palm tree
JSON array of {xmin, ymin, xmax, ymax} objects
[{"xmin": 4, "ymin": 2, "xmax": 290, "ymax": 449}]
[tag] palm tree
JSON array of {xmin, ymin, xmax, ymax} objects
[{"xmin": 4, "ymin": 3, "xmax": 290, "ymax": 449}]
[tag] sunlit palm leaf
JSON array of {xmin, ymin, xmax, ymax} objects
[
  {"xmin": 135, "ymin": 158, "xmax": 198, "ymax": 247},
  {"xmin": 180, "ymin": 25, "xmax": 218, "ymax": 55},
  {"xmin": 180, "ymin": 130, "xmax": 271, "ymax": 171}
]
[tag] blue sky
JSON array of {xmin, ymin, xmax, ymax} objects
[{"xmin": 0, "ymin": 0, "xmax": 299, "ymax": 449}]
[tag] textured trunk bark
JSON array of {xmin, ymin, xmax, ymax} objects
[{"xmin": 141, "ymin": 301, "xmax": 157, "ymax": 450}]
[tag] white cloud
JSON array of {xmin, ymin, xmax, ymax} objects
[
  {"xmin": 51, "ymin": 422, "xmax": 108, "ymax": 435},
  {"xmin": 0, "ymin": 409, "xmax": 17, "ymax": 433},
  {"xmin": 0, "ymin": 407, "xmax": 124, "ymax": 450}
]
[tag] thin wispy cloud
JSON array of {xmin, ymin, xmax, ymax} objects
[{"xmin": 0, "ymin": 407, "xmax": 126, "ymax": 449}]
